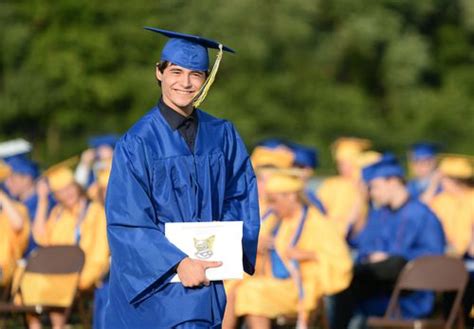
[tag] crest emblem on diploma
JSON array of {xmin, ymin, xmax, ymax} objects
[{"xmin": 193, "ymin": 235, "xmax": 215, "ymax": 259}]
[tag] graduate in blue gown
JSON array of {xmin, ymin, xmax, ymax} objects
[
  {"xmin": 333, "ymin": 154, "xmax": 446, "ymax": 329},
  {"xmin": 105, "ymin": 27, "xmax": 260, "ymax": 329},
  {"xmin": 406, "ymin": 142, "xmax": 442, "ymax": 201},
  {"xmin": 3, "ymin": 155, "xmax": 56, "ymax": 257}
]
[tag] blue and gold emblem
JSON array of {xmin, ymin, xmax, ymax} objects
[{"xmin": 193, "ymin": 235, "xmax": 215, "ymax": 259}]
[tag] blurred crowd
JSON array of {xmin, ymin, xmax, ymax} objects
[
  {"xmin": 0, "ymin": 136, "xmax": 473, "ymax": 328},
  {"xmin": 222, "ymin": 138, "xmax": 474, "ymax": 329}
]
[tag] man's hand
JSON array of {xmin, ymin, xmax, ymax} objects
[
  {"xmin": 176, "ymin": 257, "xmax": 222, "ymax": 287},
  {"xmin": 368, "ymin": 251, "xmax": 389, "ymax": 263},
  {"xmin": 80, "ymin": 149, "xmax": 96, "ymax": 167},
  {"xmin": 258, "ymin": 236, "xmax": 274, "ymax": 253}
]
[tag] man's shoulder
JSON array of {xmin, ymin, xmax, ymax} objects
[
  {"xmin": 125, "ymin": 108, "xmax": 158, "ymax": 139},
  {"xmin": 402, "ymin": 198, "xmax": 440, "ymax": 224},
  {"xmin": 117, "ymin": 107, "xmax": 160, "ymax": 149},
  {"xmin": 197, "ymin": 109, "xmax": 231, "ymax": 127}
]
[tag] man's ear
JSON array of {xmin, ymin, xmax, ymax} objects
[{"xmin": 156, "ymin": 65, "xmax": 163, "ymax": 82}]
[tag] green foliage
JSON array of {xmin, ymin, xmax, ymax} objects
[{"xmin": 0, "ymin": 0, "xmax": 473, "ymax": 169}]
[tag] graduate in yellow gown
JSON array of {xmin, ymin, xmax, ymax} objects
[
  {"xmin": 428, "ymin": 154, "xmax": 474, "ymax": 324},
  {"xmin": 26, "ymin": 165, "xmax": 109, "ymax": 329},
  {"xmin": 222, "ymin": 146, "xmax": 295, "ymax": 329},
  {"xmin": 234, "ymin": 171, "xmax": 353, "ymax": 329},
  {"xmin": 0, "ymin": 161, "xmax": 30, "ymax": 287},
  {"xmin": 429, "ymin": 155, "xmax": 474, "ymax": 256},
  {"xmin": 317, "ymin": 137, "xmax": 372, "ymax": 235}
]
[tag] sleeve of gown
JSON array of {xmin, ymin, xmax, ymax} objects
[
  {"xmin": 221, "ymin": 122, "xmax": 260, "ymax": 275},
  {"xmin": 105, "ymin": 134, "xmax": 187, "ymax": 305}
]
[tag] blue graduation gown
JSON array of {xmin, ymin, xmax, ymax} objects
[
  {"xmin": 104, "ymin": 106, "xmax": 260, "ymax": 329},
  {"xmin": 352, "ymin": 198, "xmax": 445, "ymax": 318}
]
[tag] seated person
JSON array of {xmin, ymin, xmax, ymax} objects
[
  {"xmin": 74, "ymin": 134, "xmax": 118, "ymax": 189},
  {"xmin": 429, "ymin": 154, "xmax": 474, "ymax": 324},
  {"xmin": 406, "ymin": 142, "xmax": 442, "ymax": 203},
  {"xmin": 335, "ymin": 154, "xmax": 446, "ymax": 329},
  {"xmin": 234, "ymin": 170, "xmax": 352, "ymax": 329},
  {"xmin": 317, "ymin": 137, "xmax": 372, "ymax": 235},
  {"xmin": 0, "ymin": 161, "xmax": 30, "ymax": 287},
  {"xmin": 4, "ymin": 155, "xmax": 56, "ymax": 257},
  {"xmin": 26, "ymin": 165, "xmax": 109, "ymax": 329}
]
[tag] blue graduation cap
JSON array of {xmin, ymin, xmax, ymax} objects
[
  {"xmin": 145, "ymin": 27, "xmax": 235, "ymax": 108},
  {"xmin": 362, "ymin": 153, "xmax": 404, "ymax": 183},
  {"xmin": 88, "ymin": 134, "xmax": 120, "ymax": 149},
  {"xmin": 409, "ymin": 142, "xmax": 439, "ymax": 161},
  {"xmin": 5, "ymin": 155, "xmax": 40, "ymax": 179},
  {"xmin": 256, "ymin": 138, "xmax": 287, "ymax": 149},
  {"xmin": 287, "ymin": 143, "xmax": 319, "ymax": 169}
]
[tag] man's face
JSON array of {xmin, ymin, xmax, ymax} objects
[
  {"xmin": 368, "ymin": 177, "xmax": 392, "ymax": 206},
  {"xmin": 409, "ymin": 158, "xmax": 436, "ymax": 179},
  {"xmin": 156, "ymin": 64, "xmax": 206, "ymax": 110},
  {"xmin": 5, "ymin": 173, "xmax": 33, "ymax": 197}
]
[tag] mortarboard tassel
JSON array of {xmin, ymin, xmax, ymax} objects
[{"xmin": 193, "ymin": 44, "xmax": 223, "ymax": 108}]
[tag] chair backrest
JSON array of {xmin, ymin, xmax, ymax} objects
[
  {"xmin": 18, "ymin": 246, "xmax": 85, "ymax": 308},
  {"xmin": 385, "ymin": 255, "xmax": 468, "ymax": 328},
  {"xmin": 25, "ymin": 246, "xmax": 85, "ymax": 274},
  {"xmin": 397, "ymin": 255, "xmax": 467, "ymax": 291}
]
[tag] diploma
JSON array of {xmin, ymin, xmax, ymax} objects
[{"xmin": 165, "ymin": 221, "xmax": 244, "ymax": 282}]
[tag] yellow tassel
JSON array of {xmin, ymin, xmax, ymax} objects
[{"xmin": 193, "ymin": 44, "xmax": 223, "ymax": 108}]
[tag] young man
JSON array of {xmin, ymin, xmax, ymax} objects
[
  {"xmin": 406, "ymin": 142, "xmax": 442, "ymax": 202},
  {"xmin": 105, "ymin": 27, "xmax": 260, "ymax": 328},
  {"xmin": 335, "ymin": 154, "xmax": 446, "ymax": 329}
]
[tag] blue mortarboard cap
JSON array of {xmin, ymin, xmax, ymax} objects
[
  {"xmin": 5, "ymin": 155, "xmax": 40, "ymax": 179},
  {"xmin": 88, "ymin": 134, "xmax": 120, "ymax": 149},
  {"xmin": 362, "ymin": 153, "xmax": 404, "ymax": 183},
  {"xmin": 144, "ymin": 27, "xmax": 235, "ymax": 71},
  {"xmin": 287, "ymin": 143, "xmax": 319, "ymax": 169},
  {"xmin": 409, "ymin": 142, "xmax": 439, "ymax": 161},
  {"xmin": 256, "ymin": 138, "xmax": 287, "ymax": 149}
]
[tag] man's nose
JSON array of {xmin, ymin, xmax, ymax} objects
[{"xmin": 179, "ymin": 73, "xmax": 192, "ymax": 88}]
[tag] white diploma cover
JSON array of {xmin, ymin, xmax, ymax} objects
[{"xmin": 165, "ymin": 221, "xmax": 244, "ymax": 282}]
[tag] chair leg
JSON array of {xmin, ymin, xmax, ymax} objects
[
  {"xmin": 455, "ymin": 308, "xmax": 464, "ymax": 329},
  {"xmin": 77, "ymin": 293, "xmax": 92, "ymax": 329}
]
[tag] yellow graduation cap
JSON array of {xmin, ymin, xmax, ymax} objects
[
  {"xmin": 0, "ymin": 160, "xmax": 12, "ymax": 182},
  {"xmin": 250, "ymin": 146, "xmax": 295, "ymax": 170},
  {"xmin": 438, "ymin": 154, "xmax": 474, "ymax": 179},
  {"xmin": 265, "ymin": 171, "xmax": 305, "ymax": 194},
  {"xmin": 45, "ymin": 166, "xmax": 75, "ymax": 192},
  {"xmin": 331, "ymin": 137, "xmax": 372, "ymax": 161},
  {"xmin": 356, "ymin": 151, "xmax": 382, "ymax": 170},
  {"xmin": 43, "ymin": 156, "xmax": 79, "ymax": 192}
]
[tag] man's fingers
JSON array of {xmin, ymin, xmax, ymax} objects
[{"xmin": 201, "ymin": 260, "xmax": 222, "ymax": 269}]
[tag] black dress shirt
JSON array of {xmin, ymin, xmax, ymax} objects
[{"xmin": 158, "ymin": 98, "xmax": 198, "ymax": 152}]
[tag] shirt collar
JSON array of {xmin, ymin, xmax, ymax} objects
[{"xmin": 158, "ymin": 98, "xmax": 197, "ymax": 131}]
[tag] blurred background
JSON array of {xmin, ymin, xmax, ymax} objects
[{"xmin": 1, "ymin": 0, "xmax": 473, "ymax": 173}]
